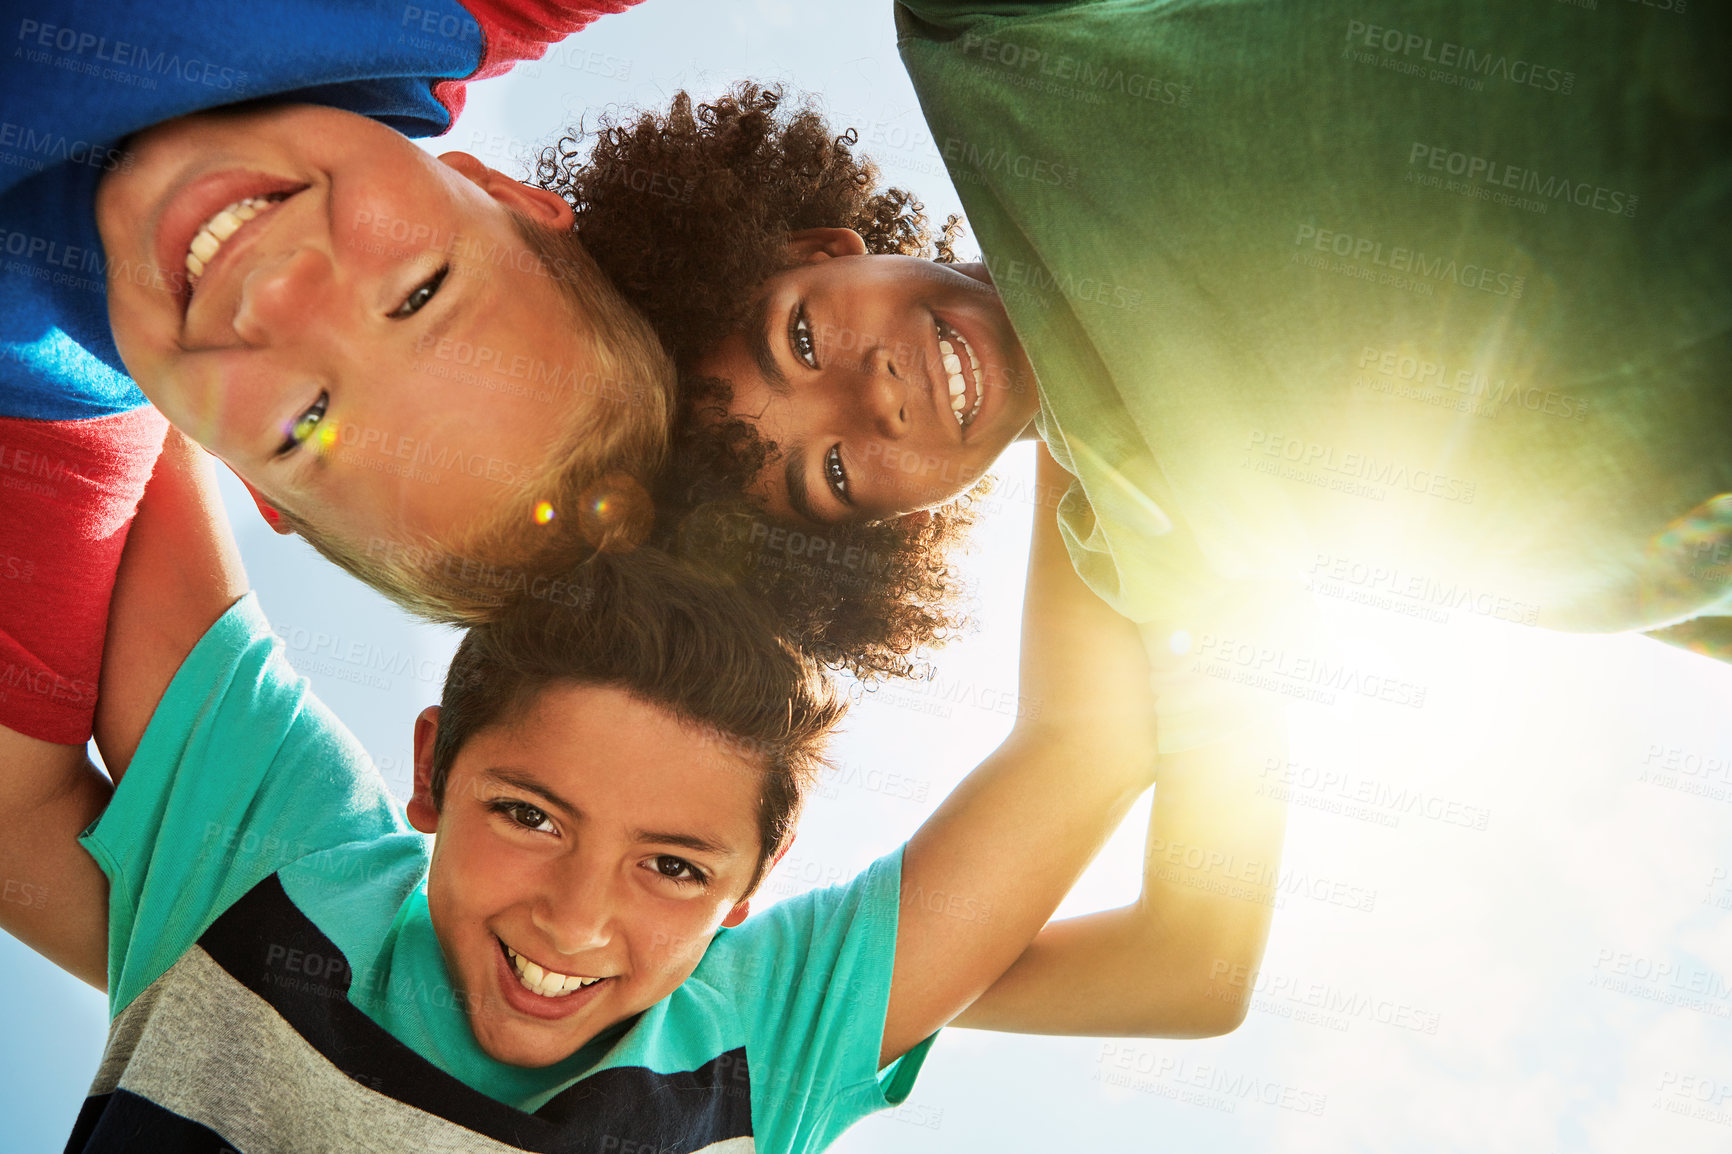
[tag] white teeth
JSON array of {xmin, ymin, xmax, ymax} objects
[
  {"xmin": 206, "ymin": 210, "xmax": 244, "ymax": 242},
  {"xmin": 936, "ymin": 326, "xmax": 986, "ymax": 429},
  {"xmin": 504, "ymin": 943, "xmax": 604, "ymax": 998},
  {"xmin": 183, "ymin": 195, "xmax": 283, "ymax": 290}
]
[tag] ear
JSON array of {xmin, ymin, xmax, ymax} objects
[
  {"xmin": 438, "ymin": 150, "xmax": 574, "ymax": 231},
  {"xmin": 230, "ymin": 472, "xmax": 294, "ymax": 535},
  {"xmin": 407, "ymin": 705, "xmax": 443, "ymax": 834},
  {"xmin": 786, "ymin": 227, "xmax": 868, "ymax": 264},
  {"xmin": 723, "ymin": 834, "xmax": 793, "ymax": 928}
]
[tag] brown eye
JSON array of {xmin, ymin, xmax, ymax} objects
[
  {"xmin": 789, "ymin": 305, "xmax": 818, "ymax": 368},
  {"xmin": 824, "ymin": 445, "xmax": 850, "ymax": 503},
  {"xmin": 490, "ymin": 800, "xmax": 555, "ymax": 833},
  {"xmin": 652, "ymin": 855, "xmax": 706, "ymax": 886}
]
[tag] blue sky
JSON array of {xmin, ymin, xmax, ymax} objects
[{"xmin": 6, "ymin": 2, "xmax": 1732, "ymax": 1151}]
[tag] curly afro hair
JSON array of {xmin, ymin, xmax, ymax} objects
[{"xmin": 533, "ymin": 84, "xmax": 985, "ymax": 681}]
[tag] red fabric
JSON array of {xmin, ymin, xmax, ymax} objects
[
  {"xmin": 435, "ymin": 0, "xmax": 645, "ymax": 122},
  {"xmin": 0, "ymin": 408, "xmax": 168, "ymax": 745}
]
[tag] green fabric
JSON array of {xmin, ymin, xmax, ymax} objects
[
  {"xmin": 81, "ymin": 594, "xmax": 933, "ymax": 1145},
  {"xmin": 898, "ymin": 0, "xmax": 1732, "ymax": 732}
]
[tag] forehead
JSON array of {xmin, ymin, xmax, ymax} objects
[
  {"xmin": 457, "ymin": 683, "xmax": 765, "ymax": 835},
  {"xmin": 280, "ymin": 258, "xmax": 600, "ymax": 539}
]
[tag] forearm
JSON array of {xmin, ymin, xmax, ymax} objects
[
  {"xmin": 885, "ymin": 725, "xmax": 1157, "ymax": 1058},
  {"xmin": 0, "ymin": 725, "xmax": 112, "ymax": 989},
  {"xmin": 879, "ymin": 448, "xmax": 1161, "ymax": 1062},
  {"xmin": 93, "ymin": 429, "xmax": 247, "ymax": 780},
  {"xmin": 957, "ymin": 718, "xmax": 1288, "ymax": 1036}
]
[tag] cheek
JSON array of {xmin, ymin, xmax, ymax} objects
[{"xmin": 636, "ymin": 904, "xmax": 725, "ymax": 979}]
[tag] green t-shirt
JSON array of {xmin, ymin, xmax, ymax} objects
[
  {"xmin": 898, "ymin": 0, "xmax": 1732, "ymax": 741},
  {"xmin": 75, "ymin": 594, "xmax": 931, "ymax": 1153}
]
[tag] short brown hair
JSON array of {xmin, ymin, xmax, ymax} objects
[
  {"xmin": 279, "ymin": 216, "xmax": 676, "ymax": 626},
  {"xmin": 431, "ymin": 548, "xmax": 845, "ymax": 895}
]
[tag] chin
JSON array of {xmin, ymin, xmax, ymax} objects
[{"xmin": 472, "ymin": 1017, "xmax": 586, "ymax": 1069}]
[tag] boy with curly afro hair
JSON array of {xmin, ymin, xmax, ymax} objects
[{"xmin": 537, "ymin": 83, "xmax": 989, "ymax": 681}]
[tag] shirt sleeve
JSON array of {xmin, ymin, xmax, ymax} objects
[
  {"xmin": 436, "ymin": 0, "xmax": 646, "ymax": 121},
  {"xmin": 0, "ymin": 408, "xmax": 166, "ymax": 744},
  {"xmin": 78, "ymin": 593, "xmax": 409, "ymax": 1018},
  {"xmin": 697, "ymin": 846, "xmax": 936, "ymax": 1154}
]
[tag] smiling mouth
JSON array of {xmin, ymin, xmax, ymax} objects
[
  {"xmin": 935, "ymin": 319, "xmax": 984, "ymax": 434},
  {"xmin": 184, "ymin": 193, "xmax": 293, "ymax": 293},
  {"xmin": 499, "ymin": 937, "xmax": 608, "ymax": 999}
]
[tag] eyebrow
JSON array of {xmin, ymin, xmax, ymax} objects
[
  {"xmin": 485, "ymin": 768, "xmax": 579, "ymax": 817},
  {"xmin": 746, "ymin": 293, "xmax": 791, "ymax": 396},
  {"xmin": 418, "ymin": 260, "xmax": 467, "ymax": 351},
  {"xmin": 482, "ymin": 768, "xmax": 737, "ymax": 859},
  {"xmin": 783, "ymin": 446, "xmax": 827, "ymax": 526}
]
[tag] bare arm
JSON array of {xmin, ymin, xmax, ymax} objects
[
  {"xmin": 879, "ymin": 448, "xmax": 1162, "ymax": 1065},
  {"xmin": 92, "ymin": 428, "xmax": 248, "ymax": 781},
  {"xmin": 0, "ymin": 728, "xmax": 113, "ymax": 989},
  {"xmin": 953, "ymin": 717, "xmax": 1287, "ymax": 1037}
]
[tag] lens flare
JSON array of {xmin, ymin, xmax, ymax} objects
[
  {"xmin": 576, "ymin": 473, "xmax": 652, "ymax": 553},
  {"xmin": 533, "ymin": 500, "xmax": 557, "ymax": 525}
]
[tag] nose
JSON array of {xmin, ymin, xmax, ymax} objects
[
  {"xmin": 232, "ymin": 246, "xmax": 336, "ymax": 346},
  {"xmin": 844, "ymin": 342, "xmax": 910, "ymax": 439},
  {"xmin": 530, "ymin": 860, "xmax": 617, "ymax": 955}
]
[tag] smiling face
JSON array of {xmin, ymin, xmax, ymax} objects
[
  {"xmin": 692, "ymin": 229, "xmax": 1041, "ymax": 526},
  {"xmin": 95, "ymin": 102, "xmax": 606, "ymax": 546},
  {"xmin": 407, "ymin": 685, "xmax": 765, "ymax": 1068}
]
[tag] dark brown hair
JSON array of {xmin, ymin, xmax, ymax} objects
[
  {"xmin": 533, "ymin": 83, "xmax": 984, "ymax": 681},
  {"xmin": 431, "ymin": 548, "xmax": 845, "ymax": 895}
]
